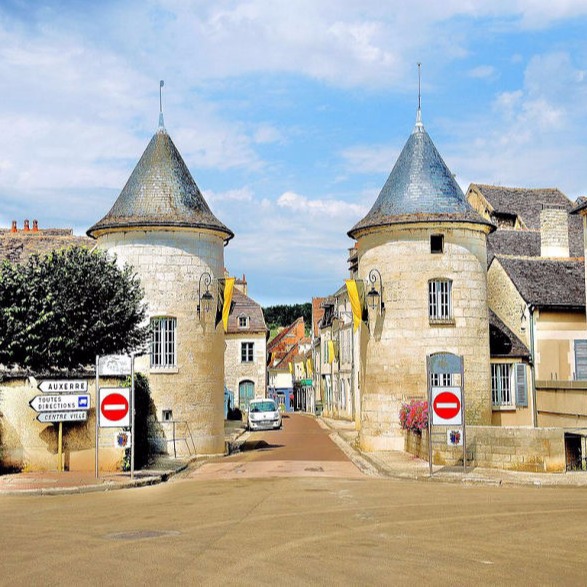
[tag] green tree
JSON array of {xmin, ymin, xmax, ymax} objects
[
  {"xmin": 263, "ymin": 303, "xmax": 312, "ymax": 332},
  {"xmin": 0, "ymin": 247, "xmax": 148, "ymax": 372}
]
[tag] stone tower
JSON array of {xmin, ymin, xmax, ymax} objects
[
  {"xmin": 87, "ymin": 115, "xmax": 233, "ymax": 457},
  {"xmin": 348, "ymin": 110, "xmax": 495, "ymax": 451}
]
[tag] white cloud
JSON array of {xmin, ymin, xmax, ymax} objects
[
  {"xmin": 468, "ymin": 65, "xmax": 497, "ymax": 79},
  {"xmin": 276, "ymin": 191, "xmax": 367, "ymax": 218}
]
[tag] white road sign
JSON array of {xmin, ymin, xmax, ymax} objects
[
  {"xmin": 98, "ymin": 355, "xmax": 132, "ymax": 376},
  {"xmin": 37, "ymin": 411, "xmax": 88, "ymax": 423},
  {"xmin": 29, "ymin": 394, "xmax": 91, "ymax": 413},
  {"xmin": 38, "ymin": 380, "xmax": 88, "ymax": 393}
]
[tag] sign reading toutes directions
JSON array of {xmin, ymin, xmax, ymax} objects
[
  {"xmin": 30, "ymin": 394, "xmax": 90, "ymax": 412},
  {"xmin": 99, "ymin": 388, "xmax": 130, "ymax": 428},
  {"xmin": 431, "ymin": 387, "xmax": 463, "ymax": 426}
]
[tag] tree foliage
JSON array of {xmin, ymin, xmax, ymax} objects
[
  {"xmin": 263, "ymin": 303, "xmax": 312, "ymax": 332},
  {"xmin": 0, "ymin": 247, "xmax": 148, "ymax": 372}
]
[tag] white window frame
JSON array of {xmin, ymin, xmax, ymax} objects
[
  {"xmin": 241, "ymin": 341, "xmax": 254, "ymax": 363},
  {"xmin": 428, "ymin": 279, "xmax": 453, "ymax": 322},
  {"xmin": 431, "ymin": 373, "xmax": 454, "ymax": 387},
  {"xmin": 238, "ymin": 315, "xmax": 249, "ymax": 329},
  {"xmin": 491, "ymin": 363, "xmax": 513, "ymax": 407},
  {"xmin": 151, "ymin": 317, "xmax": 177, "ymax": 368}
]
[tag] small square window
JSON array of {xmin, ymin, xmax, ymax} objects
[
  {"xmin": 431, "ymin": 234, "xmax": 444, "ymax": 254},
  {"xmin": 239, "ymin": 315, "xmax": 249, "ymax": 328},
  {"xmin": 162, "ymin": 409, "xmax": 173, "ymax": 421}
]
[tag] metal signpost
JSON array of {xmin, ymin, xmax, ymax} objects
[
  {"xmin": 427, "ymin": 353, "xmax": 466, "ymax": 476},
  {"xmin": 95, "ymin": 355, "xmax": 134, "ymax": 479}
]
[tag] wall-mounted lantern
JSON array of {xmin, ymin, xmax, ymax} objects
[
  {"xmin": 366, "ymin": 268, "xmax": 385, "ymax": 315},
  {"xmin": 197, "ymin": 272, "xmax": 214, "ymax": 318}
]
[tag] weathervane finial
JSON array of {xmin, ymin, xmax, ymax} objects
[{"xmin": 159, "ymin": 80, "xmax": 165, "ymax": 128}]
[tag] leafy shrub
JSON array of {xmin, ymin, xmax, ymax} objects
[{"xmin": 399, "ymin": 400, "xmax": 428, "ymax": 433}]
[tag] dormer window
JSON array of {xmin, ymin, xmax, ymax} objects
[
  {"xmin": 238, "ymin": 315, "xmax": 249, "ymax": 329},
  {"xmin": 430, "ymin": 234, "xmax": 444, "ymax": 254}
]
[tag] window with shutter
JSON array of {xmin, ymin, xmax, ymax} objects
[
  {"xmin": 574, "ymin": 340, "xmax": 587, "ymax": 380},
  {"xmin": 514, "ymin": 363, "xmax": 528, "ymax": 407}
]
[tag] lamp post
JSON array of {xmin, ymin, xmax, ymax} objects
[
  {"xmin": 197, "ymin": 272, "xmax": 214, "ymax": 318},
  {"xmin": 367, "ymin": 268, "xmax": 384, "ymax": 315}
]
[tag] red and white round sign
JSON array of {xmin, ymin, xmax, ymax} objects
[
  {"xmin": 99, "ymin": 388, "xmax": 130, "ymax": 428},
  {"xmin": 431, "ymin": 388, "xmax": 462, "ymax": 426}
]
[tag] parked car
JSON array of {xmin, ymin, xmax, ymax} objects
[{"xmin": 247, "ymin": 398, "xmax": 282, "ymax": 431}]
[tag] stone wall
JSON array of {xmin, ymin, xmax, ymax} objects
[
  {"xmin": 405, "ymin": 426, "xmax": 566, "ymax": 473},
  {"xmin": 540, "ymin": 207, "xmax": 569, "ymax": 258},
  {"xmin": 0, "ymin": 376, "xmax": 126, "ymax": 472},
  {"xmin": 356, "ymin": 223, "xmax": 492, "ymax": 451},
  {"xmin": 98, "ymin": 228, "xmax": 226, "ymax": 456}
]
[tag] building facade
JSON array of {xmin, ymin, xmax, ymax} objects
[
  {"xmin": 347, "ymin": 111, "xmax": 495, "ymax": 451},
  {"xmin": 87, "ymin": 116, "xmax": 233, "ymax": 457}
]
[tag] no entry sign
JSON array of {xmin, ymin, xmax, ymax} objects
[
  {"xmin": 431, "ymin": 387, "xmax": 462, "ymax": 426},
  {"xmin": 99, "ymin": 388, "xmax": 130, "ymax": 428}
]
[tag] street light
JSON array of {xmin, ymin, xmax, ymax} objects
[
  {"xmin": 367, "ymin": 268, "xmax": 385, "ymax": 315},
  {"xmin": 197, "ymin": 272, "xmax": 214, "ymax": 318}
]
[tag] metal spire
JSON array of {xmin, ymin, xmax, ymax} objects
[
  {"xmin": 416, "ymin": 63, "xmax": 423, "ymax": 128},
  {"xmin": 158, "ymin": 80, "xmax": 165, "ymax": 128}
]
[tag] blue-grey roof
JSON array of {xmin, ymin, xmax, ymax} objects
[
  {"xmin": 88, "ymin": 125, "xmax": 233, "ymax": 241},
  {"xmin": 348, "ymin": 115, "xmax": 493, "ymax": 238}
]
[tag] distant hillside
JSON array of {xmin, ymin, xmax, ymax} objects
[{"xmin": 263, "ymin": 303, "xmax": 312, "ymax": 337}]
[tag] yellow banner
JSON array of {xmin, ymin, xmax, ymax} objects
[
  {"xmin": 328, "ymin": 340, "xmax": 335, "ymax": 364},
  {"xmin": 306, "ymin": 358, "xmax": 313, "ymax": 375},
  {"xmin": 345, "ymin": 279, "xmax": 363, "ymax": 332},
  {"xmin": 288, "ymin": 362, "xmax": 293, "ymax": 374},
  {"xmin": 222, "ymin": 277, "xmax": 235, "ymax": 332}
]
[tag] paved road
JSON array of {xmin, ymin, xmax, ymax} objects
[
  {"xmin": 2, "ymin": 414, "xmax": 587, "ymax": 585},
  {"xmin": 190, "ymin": 412, "xmax": 365, "ymax": 480}
]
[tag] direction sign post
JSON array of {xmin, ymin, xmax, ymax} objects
[{"xmin": 37, "ymin": 411, "xmax": 88, "ymax": 423}]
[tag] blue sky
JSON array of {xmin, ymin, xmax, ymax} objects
[{"xmin": 1, "ymin": 1, "xmax": 587, "ymax": 306}]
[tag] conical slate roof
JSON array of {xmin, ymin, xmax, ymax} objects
[
  {"xmin": 348, "ymin": 114, "xmax": 493, "ymax": 239},
  {"xmin": 88, "ymin": 124, "xmax": 234, "ymax": 241}
]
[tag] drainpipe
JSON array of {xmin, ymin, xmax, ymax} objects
[{"xmin": 528, "ymin": 304, "xmax": 538, "ymax": 428}]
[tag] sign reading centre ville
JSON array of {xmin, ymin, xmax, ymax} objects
[
  {"xmin": 431, "ymin": 387, "xmax": 463, "ymax": 426},
  {"xmin": 99, "ymin": 388, "xmax": 130, "ymax": 428}
]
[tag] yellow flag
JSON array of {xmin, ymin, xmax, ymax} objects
[
  {"xmin": 328, "ymin": 340, "xmax": 335, "ymax": 364},
  {"xmin": 306, "ymin": 358, "xmax": 313, "ymax": 375},
  {"xmin": 288, "ymin": 362, "xmax": 293, "ymax": 374},
  {"xmin": 222, "ymin": 277, "xmax": 235, "ymax": 332},
  {"xmin": 345, "ymin": 279, "xmax": 363, "ymax": 332}
]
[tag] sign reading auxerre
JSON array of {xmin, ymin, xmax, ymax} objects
[{"xmin": 38, "ymin": 380, "xmax": 88, "ymax": 393}]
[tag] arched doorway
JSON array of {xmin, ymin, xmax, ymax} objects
[{"xmin": 239, "ymin": 380, "xmax": 255, "ymax": 411}]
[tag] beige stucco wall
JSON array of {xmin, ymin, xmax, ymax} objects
[
  {"xmin": 0, "ymin": 376, "xmax": 125, "ymax": 472},
  {"xmin": 536, "ymin": 380, "xmax": 587, "ymax": 427},
  {"xmin": 225, "ymin": 332, "xmax": 267, "ymax": 407},
  {"xmin": 356, "ymin": 223, "xmax": 492, "ymax": 451},
  {"xmin": 97, "ymin": 228, "xmax": 226, "ymax": 456},
  {"xmin": 534, "ymin": 310, "xmax": 587, "ymax": 381}
]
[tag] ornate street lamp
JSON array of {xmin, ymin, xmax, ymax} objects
[
  {"xmin": 197, "ymin": 272, "xmax": 214, "ymax": 318},
  {"xmin": 367, "ymin": 268, "xmax": 385, "ymax": 315}
]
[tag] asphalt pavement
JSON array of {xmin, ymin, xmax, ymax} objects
[{"xmin": 2, "ymin": 414, "xmax": 587, "ymax": 494}]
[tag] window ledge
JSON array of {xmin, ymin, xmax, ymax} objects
[
  {"xmin": 150, "ymin": 366, "xmax": 179, "ymax": 374},
  {"xmin": 492, "ymin": 405, "xmax": 516, "ymax": 411},
  {"xmin": 429, "ymin": 318, "xmax": 456, "ymax": 326}
]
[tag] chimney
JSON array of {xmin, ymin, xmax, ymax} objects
[
  {"xmin": 10, "ymin": 220, "xmax": 17, "ymax": 233},
  {"xmin": 32, "ymin": 219, "xmax": 39, "ymax": 232},
  {"xmin": 23, "ymin": 219, "xmax": 30, "ymax": 232},
  {"xmin": 540, "ymin": 206, "xmax": 569, "ymax": 258}
]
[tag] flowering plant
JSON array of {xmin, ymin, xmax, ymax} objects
[{"xmin": 399, "ymin": 400, "xmax": 429, "ymax": 433}]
